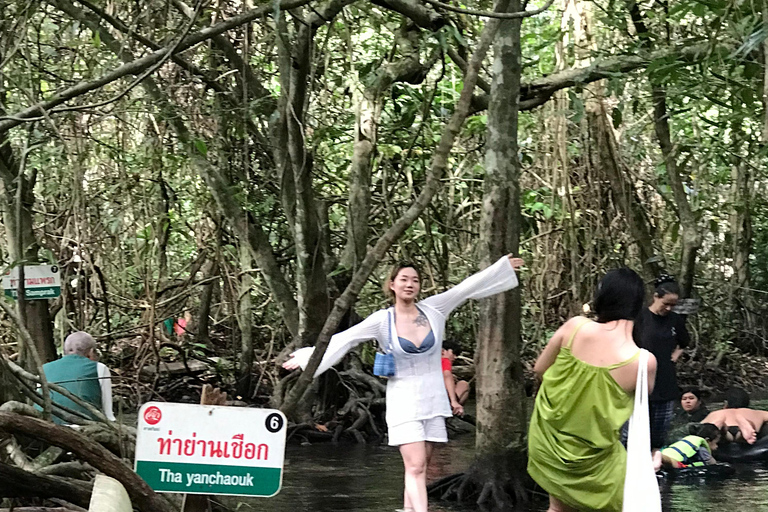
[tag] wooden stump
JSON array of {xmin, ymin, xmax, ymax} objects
[{"xmin": 181, "ymin": 384, "xmax": 227, "ymax": 512}]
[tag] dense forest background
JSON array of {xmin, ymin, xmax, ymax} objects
[{"xmin": 0, "ymin": 0, "xmax": 767, "ymax": 419}]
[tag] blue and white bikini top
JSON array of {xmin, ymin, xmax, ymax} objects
[{"xmin": 398, "ymin": 330, "xmax": 435, "ymax": 353}]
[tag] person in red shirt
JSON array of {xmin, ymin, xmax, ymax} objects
[{"xmin": 442, "ymin": 339, "xmax": 469, "ymax": 416}]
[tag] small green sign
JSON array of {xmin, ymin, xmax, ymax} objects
[
  {"xmin": 2, "ymin": 265, "xmax": 61, "ymax": 300},
  {"xmin": 136, "ymin": 461, "xmax": 281, "ymax": 496},
  {"xmin": 134, "ymin": 403, "xmax": 286, "ymax": 498},
  {"xmin": 5, "ymin": 286, "xmax": 61, "ymax": 299}
]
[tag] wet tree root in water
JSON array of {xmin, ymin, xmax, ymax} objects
[
  {"xmin": 0, "ymin": 461, "xmax": 92, "ymax": 508},
  {"xmin": 284, "ymin": 367, "xmax": 387, "ymax": 444},
  {"xmin": 0, "ymin": 508, "xmax": 87, "ymax": 512},
  {"xmin": 0, "ymin": 413, "xmax": 173, "ymax": 512},
  {"xmin": 427, "ymin": 451, "xmax": 531, "ymax": 511}
]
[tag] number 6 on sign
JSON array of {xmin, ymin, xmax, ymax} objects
[
  {"xmin": 135, "ymin": 403, "xmax": 287, "ymax": 498},
  {"xmin": 266, "ymin": 413, "xmax": 284, "ymax": 433}
]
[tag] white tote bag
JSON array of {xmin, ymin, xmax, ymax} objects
[{"xmin": 622, "ymin": 349, "xmax": 662, "ymax": 512}]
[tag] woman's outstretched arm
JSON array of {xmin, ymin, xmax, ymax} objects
[
  {"xmin": 282, "ymin": 309, "xmax": 388, "ymax": 377},
  {"xmin": 420, "ymin": 255, "xmax": 523, "ymax": 318}
]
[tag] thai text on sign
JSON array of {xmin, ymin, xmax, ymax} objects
[
  {"xmin": 134, "ymin": 402, "xmax": 287, "ymax": 497},
  {"xmin": 2, "ymin": 265, "xmax": 61, "ymax": 299}
]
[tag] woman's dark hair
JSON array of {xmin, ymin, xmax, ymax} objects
[
  {"xmin": 724, "ymin": 387, "xmax": 750, "ymax": 408},
  {"xmin": 383, "ymin": 261, "xmax": 421, "ymax": 300},
  {"xmin": 681, "ymin": 387, "xmax": 703, "ymax": 403},
  {"xmin": 593, "ymin": 268, "xmax": 644, "ymax": 323},
  {"xmin": 442, "ymin": 339, "xmax": 463, "ymax": 357},
  {"xmin": 654, "ymin": 274, "xmax": 680, "ymax": 298},
  {"xmin": 689, "ymin": 422, "xmax": 720, "ymax": 442}
]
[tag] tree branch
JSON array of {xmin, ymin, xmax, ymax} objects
[
  {"xmin": 0, "ymin": 0, "xmax": 315, "ymax": 133},
  {"xmin": 281, "ymin": 3, "xmax": 506, "ymax": 417},
  {"xmin": 421, "ymin": 0, "xmax": 554, "ymax": 19},
  {"xmin": 370, "ymin": 0, "xmax": 446, "ymax": 29},
  {"xmin": 0, "ymin": 461, "xmax": 92, "ymax": 509},
  {"xmin": 0, "ymin": 413, "xmax": 174, "ymax": 512}
]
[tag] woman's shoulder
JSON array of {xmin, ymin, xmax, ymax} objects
[
  {"xmin": 563, "ymin": 316, "xmax": 593, "ymax": 328},
  {"xmin": 368, "ymin": 308, "xmax": 391, "ymax": 321}
]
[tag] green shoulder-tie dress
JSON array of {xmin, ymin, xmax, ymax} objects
[{"xmin": 528, "ymin": 319, "xmax": 639, "ymax": 512}]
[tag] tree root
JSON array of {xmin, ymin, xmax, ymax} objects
[
  {"xmin": 0, "ymin": 461, "xmax": 92, "ymax": 508},
  {"xmin": 0, "ymin": 508, "xmax": 87, "ymax": 512},
  {"xmin": 427, "ymin": 449, "xmax": 531, "ymax": 511},
  {"xmin": 0, "ymin": 413, "xmax": 174, "ymax": 512},
  {"xmin": 36, "ymin": 462, "xmax": 94, "ymax": 480},
  {"xmin": 282, "ymin": 365, "xmax": 388, "ymax": 445}
]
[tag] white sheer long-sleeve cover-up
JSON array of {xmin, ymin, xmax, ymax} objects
[{"xmin": 290, "ymin": 256, "xmax": 519, "ymax": 429}]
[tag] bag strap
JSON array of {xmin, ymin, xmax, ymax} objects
[
  {"xmin": 634, "ymin": 349, "xmax": 648, "ymax": 410},
  {"xmin": 384, "ymin": 309, "xmax": 394, "ymax": 354}
]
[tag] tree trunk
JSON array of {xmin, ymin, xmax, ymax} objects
[
  {"xmin": 651, "ymin": 88, "xmax": 700, "ymax": 298},
  {"xmin": 280, "ymin": 10, "xmax": 504, "ymax": 418},
  {"xmin": 237, "ymin": 244, "xmax": 254, "ymax": 397},
  {"xmin": 465, "ymin": 0, "xmax": 529, "ymax": 507},
  {"xmin": 588, "ymin": 103, "xmax": 662, "ymax": 280},
  {"xmin": 0, "ymin": 133, "xmax": 56, "ymax": 365},
  {"xmin": 627, "ymin": 1, "xmax": 700, "ymax": 296},
  {"xmin": 729, "ymin": 146, "xmax": 751, "ymax": 307},
  {"xmin": 342, "ymin": 23, "xmax": 435, "ymax": 272},
  {"xmin": 196, "ymin": 258, "xmax": 219, "ymax": 345}
]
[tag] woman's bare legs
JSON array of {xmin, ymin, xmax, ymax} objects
[
  {"xmin": 548, "ymin": 496, "xmax": 578, "ymax": 512},
  {"xmin": 400, "ymin": 441, "xmax": 435, "ymax": 512}
]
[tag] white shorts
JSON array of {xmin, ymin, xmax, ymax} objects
[{"xmin": 388, "ymin": 417, "xmax": 448, "ymax": 446}]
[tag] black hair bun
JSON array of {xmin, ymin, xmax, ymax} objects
[{"xmin": 654, "ymin": 274, "xmax": 676, "ymax": 287}]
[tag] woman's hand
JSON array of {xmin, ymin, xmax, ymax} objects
[
  {"xmin": 282, "ymin": 354, "xmax": 302, "ymax": 370},
  {"xmin": 281, "ymin": 347, "xmax": 314, "ymax": 371},
  {"xmin": 451, "ymin": 401, "xmax": 464, "ymax": 416},
  {"xmin": 507, "ymin": 256, "xmax": 525, "ymax": 269}
]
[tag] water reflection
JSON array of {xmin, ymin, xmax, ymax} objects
[
  {"xmin": 215, "ymin": 432, "xmax": 768, "ymax": 512},
  {"xmin": 207, "ymin": 398, "xmax": 768, "ymax": 511},
  {"xmin": 662, "ymin": 463, "xmax": 768, "ymax": 512},
  {"xmin": 217, "ymin": 436, "xmax": 478, "ymax": 512}
]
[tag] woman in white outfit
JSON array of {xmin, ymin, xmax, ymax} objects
[{"xmin": 283, "ymin": 255, "xmax": 524, "ymax": 512}]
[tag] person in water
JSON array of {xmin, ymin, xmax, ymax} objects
[
  {"xmin": 527, "ymin": 268, "xmax": 658, "ymax": 512},
  {"xmin": 679, "ymin": 387, "xmax": 709, "ymax": 423},
  {"xmin": 283, "ymin": 255, "xmax": 524, "ymax": 512},
  {"xmin": 441, "ymin": 339, "xmax": 469, "ymax": 416},
  {"xmin": 660, "ymin": 423, "xmax": 720, "ymax": 468},
  {"xmin": 629, "ymin": 274, "xmax": 690, "ymax": 449},
  {"xmin": 700, "ymin": 387, "xmax": 768, "ymax": 444}
]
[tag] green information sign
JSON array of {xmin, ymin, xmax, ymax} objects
[
  {"xmin": 135, "ymin": 403, "xmax": 286, "ymax": 498},
  {"xmin": 2, "ymin": 265, "xmax": 61, "ymax": 300},
  {"xmin": 135, "ymin": 461, "xmax": 281, "ymax": 495}
]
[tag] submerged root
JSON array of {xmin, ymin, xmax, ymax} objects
[{"xmin": 428, "ymin": 449, "xmax": 531, "ymax": 511}]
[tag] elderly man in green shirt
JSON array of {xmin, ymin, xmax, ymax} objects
[{"xmin": 42, "ymin": 331, "xmax": 115, "ymax": 424}]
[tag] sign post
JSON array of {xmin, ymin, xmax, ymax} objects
[
  {"xmin": 2, "ymin": 264, "xmax": 61, "ymax": 299},
  {"xmin": 135, "ymin": 402, "xmax": 287, "ymax": 498}
]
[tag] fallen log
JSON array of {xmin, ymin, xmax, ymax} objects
[
  {"xmin": 0, "ymin": 413, "xmax": 174, "ymax": 512},
  {"xmin": 0, "ymin": 461, "xmax": 92, "ymax": 507},
  {"xmin": 0, "ymin": 508, "xmax": 84, "ymax": 512}
]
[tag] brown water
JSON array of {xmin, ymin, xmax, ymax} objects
[
  {"xmin": 211, "ymin": 402, "xmax": 768, "ymax": 512},
  {"xmin": 210, "ymin": 431, "xmax": 768, "ymax": 512}
]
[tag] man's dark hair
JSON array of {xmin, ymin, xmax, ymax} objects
[
  {"xmin": 690, "ymin": 422, "xmax": 720, "ymax": 442},
  {"xmin": 724, "ymin": 387, "xmax": 750, "ymax": 408},
  {"xmin": 442, "ymin": 339, "xmax": 463, "ymax": 357},
  {"xmin": 593, "ymin": 268, "xmax": 645, "ymax": 323}
]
